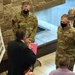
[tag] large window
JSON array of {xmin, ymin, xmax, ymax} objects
[{"xmin": 35, "ymin": 0, "xmax": 75, "ymax": 26}]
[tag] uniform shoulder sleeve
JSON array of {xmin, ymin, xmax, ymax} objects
[
  {"xmin": 72, "ymin": 28, "xmax": 75, "ymax": 41},
  {"xmin": 12, "ymin": 12, "xmax": 21, "ymax": 22},
  {"xmin": 30, "ymin": 12, "xmax": 37, "ymax": 19}
]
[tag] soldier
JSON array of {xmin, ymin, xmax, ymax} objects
[
  {"xmin": 12, "ymin": 1, "xmax": 41, "ymax": 72},
  {"xmin": 12, "ymin": 1, "xmax": 38, "ymax": 43},
  {"xmin": 55, "ymin": 14, "xmax": 75, "ymax": 71},
  {"xmin": 68, "ymin": 8, "xmax": 75, "ymax": 27}
]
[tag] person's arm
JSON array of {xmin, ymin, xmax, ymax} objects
[
  {"xmin": 29, "ymin": 15, "xmax": 38, "ymax": 42},
  {"xmin": 22, "ymin": 44, "xmax": 36, "ymax": 66},
  {"xmin": 73, "ymin": 28, "xmax": 75, "ymax": 42},
  {"xmin": 49, "ymin": 71, "xmax": 54, "ymax": 75},
  {"xmin": 12, "ymin": 15, "xmax": 19, "ymax": 35}
]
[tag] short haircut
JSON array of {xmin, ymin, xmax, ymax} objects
[
  {"xmin": 16, "ymin": 29, "xmax": 26, "ymax": 40},
  {"xmin": 61, "ymin": 14, "xmax": 69, "ymax": 19},
  {"xmin": 68, "ymin": 8, "xmax": 75, "ymax": 15},
  {"xmin": 58, "ymin": 56, "xmax": 70, "ymax": 67},
  {"xmin": 61, "ymin": 14, "xmax": 71, "ymax": 22},
  {"xmin": 22, "ymin": 1, "xmax": 29, "ymax": 6}
]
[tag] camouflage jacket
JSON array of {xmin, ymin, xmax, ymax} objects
[
  {"xmin": 56, "ymin": 25, "xmax": 75, "ymax": 57},
  {"xmin": 12, "ymin": 12, "xmax": 38, "ymax": 42}
]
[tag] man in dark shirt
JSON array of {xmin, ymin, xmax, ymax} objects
[{"xmin": 7, "ymin": 29, "xmax": 36, "ymax": 75}]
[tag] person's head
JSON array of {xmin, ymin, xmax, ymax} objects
[
  {"xmin": 25, "ymin": 71, "xmax": 35, "ymax": 75},
  {"xmin": 61, "ymin": 14, "xmax": 70, "ymax": 28},
  {"xmin": 68, "ymin": 8, "xmax": 75, "ymax": 21},
  {"xmin": 58, "ymin": 56, "xmax": 70, "ymax": 68},
  {"xmin": 15, "ymin": 29, "xmax": 26, "ymax": 41},
  {"xmin": 21, "ymin": 1, "xmax": 30, "ymax": 15}
]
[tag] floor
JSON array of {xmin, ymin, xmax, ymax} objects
[
  {"xmin": 0, "ymin": 52, "xmax": 75, "ymax": 75},
  {"xmin": 1, "ymin": 0, "xmax": 75, "ymax": 75},
  {"xmin": 33, "ymin": 52, "xmax": 75, "ymax": 75},
  {"xmin": 33, "ymin": 52, "xmax": 56, "ymax": 75}
]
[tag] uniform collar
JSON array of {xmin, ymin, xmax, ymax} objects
[
  {"xmin": 21, "ymin": 11, "xmax": 29, "ymax": 17},
  {"xmin": 21, "ymin": 40, "xmax": 25, "ymax": 43}
]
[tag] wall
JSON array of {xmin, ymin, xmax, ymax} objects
[
  {"xmin": 35, "ymin": 0, "xmax": 75, "ymax": 27},
  {"xmin": 0, "ymin": 0, "xmax": 65, "ymax": 60}
]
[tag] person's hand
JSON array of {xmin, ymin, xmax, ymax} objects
[
  {"xmin": 25, "ymin": 38, "xmax": 32, "ymax": 45},
  {"xmin": 25, "ymin": 71, "xmax": 35, "ymax": 75},
  {"xmin": 28, "ymin": 43, "xmax": 32, "ymax": 49},
  {"xmin": 24, "ymin": 38, "xmax": 33, "ymax": 49}
]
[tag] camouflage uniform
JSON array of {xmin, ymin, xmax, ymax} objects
[
  {"xmin": 12, "ymin": 12, "xmax": 38, "ymax": 42},
  {"xmin": 55, "ymin": 25, "xmax": 75, "ymax": 71}
]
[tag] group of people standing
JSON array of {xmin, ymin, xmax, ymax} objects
[
  {"xmin": 7, "ymin": 1, "xmax": 38, "ymax": 75},
  {"xmin": 51, "ymin": 8, "xmax": 75, "ymax": 75},
  {"xmin": 55, "ymin": 8, "xmax": 75, "ymax": 71},
  {"xmin": 7, "ymin": 0, "xmax": 75, "ymax": 75}
]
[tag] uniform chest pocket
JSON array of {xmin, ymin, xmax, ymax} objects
[{"xmin": 64, "ymin": 34, "xmax": 73, "ymax": 43}]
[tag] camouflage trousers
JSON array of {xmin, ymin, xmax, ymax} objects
[{"xmin": 55, "ymin": 54, "xmax": 75, "ymax": 71}]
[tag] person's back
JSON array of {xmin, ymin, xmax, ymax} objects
[
  {"xmin": 7, "ymin": 29, "xmax": 36, "ymax": 75},
  {"xmin": 49, "ymin": 68, "xmax": 75, "ymax": 75},
  {"xmin": 49, "ymin": 56, "xmax": 75, "ymax": 75},
  {"xmin": 8, "ymin": 40, "xmax": 25, "ymax": 75}
]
